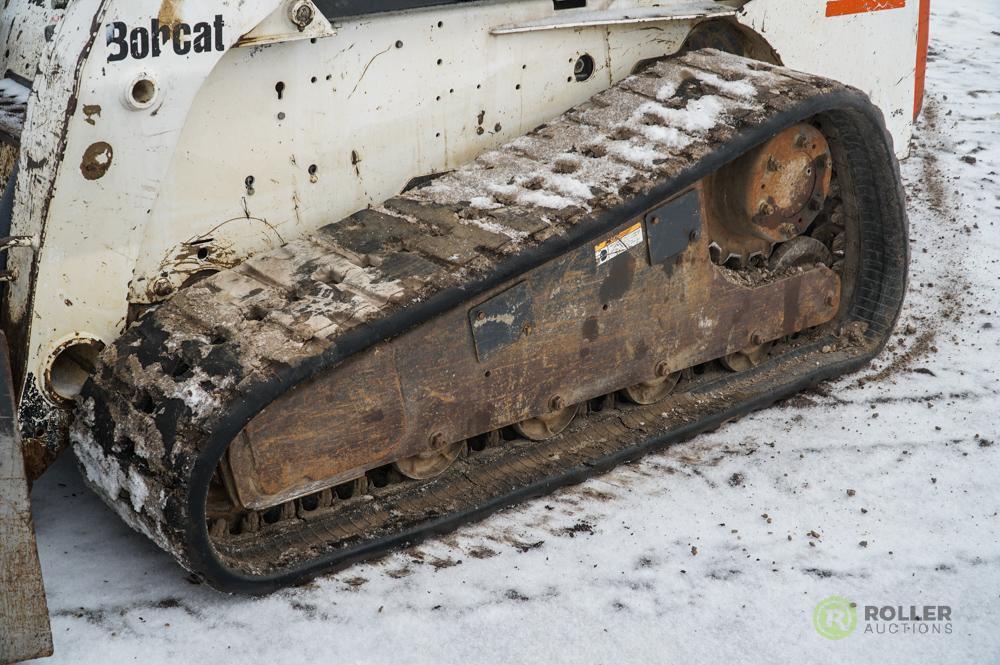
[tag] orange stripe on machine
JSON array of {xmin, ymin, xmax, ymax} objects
[
  {"xmin": 826, "ymin": 0, "xmax": 906, "ymax": 17},
  {"xmin": 914, "ymin": 0, "xmax": 932, "ymax": 120}
]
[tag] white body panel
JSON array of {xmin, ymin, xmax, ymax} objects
[
  {"xmin": 131, "ymin": 2, "xmax": 700, "ymax": 304},
  {"xmin": 739, "ymin": 0, "xmax": 921, "ymax": 157},
  {"xmin": 0, "ymin": 0, "xmax": 923, "ymax": 421},
  {"xmin": 0, "ymin": 2, "xmax": 65, "ymax": 82}
]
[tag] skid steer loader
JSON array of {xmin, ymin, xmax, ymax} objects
[{"xmin": 1, "ymin": 0, "xmax": 930, "ymax": 661}]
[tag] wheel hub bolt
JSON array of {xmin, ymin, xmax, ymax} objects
[
  {"xmin": 751, "ymin": 332, "xmax": 764, "ymax": 346},
  {"xmin": 289, "ymin": 0, "xmax": 316, "ymax": 31},
  {"xmin": 549, "ymin": 395, "xmax": 566, "ymax": 411},
  {"xmin": 655, "ymin": 361, "xmax": 670, "ymax": 378}
]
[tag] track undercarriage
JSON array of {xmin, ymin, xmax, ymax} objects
[{"xmin": 72, "ymin": 50, "xmax": 907, "ymax": 592}]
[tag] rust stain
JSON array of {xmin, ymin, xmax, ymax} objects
[
  {"xmin": 158, "ymin": 0, "xmax": 184, "ymax": 35},
  {"xmin": 80, "ymin": 142, "xmax": 113, "ymax": 181},
  {"xmin": 82, "ymin": 104, "xmax": 102, "ymax": 126},
  {"xmin": 229, "ymin": 182, "xmax": 843, "ymax": 508}
]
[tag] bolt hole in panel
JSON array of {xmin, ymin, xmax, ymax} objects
[
  {"xmin": 574, "ymin": 53, "xmax": 595, "ymax": 81},
  {"xmin": 47, "ymin": 339, "xmax": 104, "ymax": 403},
  {"xmin": 129, "ymin": 77, "xmax": 156, "ymax": 107}
]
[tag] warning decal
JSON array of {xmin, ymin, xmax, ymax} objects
[{"xmin": 594, "ymin": 222, "xmax": 644, "ymax": 267}]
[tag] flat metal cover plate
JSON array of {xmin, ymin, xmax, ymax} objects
[
  {"xmin": 645, "ymin": 189, "xmax": 702, "ymax": 265},
  {"xmin": 469, "ymin": 281, "xmax": 534, "ymax": 362}
]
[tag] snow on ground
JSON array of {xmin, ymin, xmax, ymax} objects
[{"xmin": 26, "ymin": 3, "xmax": 1000, "ymax": 663}]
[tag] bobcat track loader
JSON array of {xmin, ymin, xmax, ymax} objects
[{"xmin": 0, "ymin": 0, "xmax": 930, "ymax": 661}]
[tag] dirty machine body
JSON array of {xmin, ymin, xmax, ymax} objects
[{"xmin": 0, "ymin": 0, "xmax": 929, "ymax": 662}]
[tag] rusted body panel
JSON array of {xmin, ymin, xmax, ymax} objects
[
  {"xmin": 230, "ymin": 186, "xmax": 841, "ymax": 509},
  {"xmin": 0, "ymin": 333, "xmax": 51, "ymax": 665}
]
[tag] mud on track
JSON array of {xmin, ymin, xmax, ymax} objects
[{"xmin": 27, "ymin": 2, "xmax": 1000, "ymax": 663}]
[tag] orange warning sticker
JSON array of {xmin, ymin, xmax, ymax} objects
[
  {"xmin": 595, "ymin": 222, "xmax": 644, "ymax": 266},
  {"xmin": 825, "ymin": 0, "xmax": 905, "ymax": 17}
]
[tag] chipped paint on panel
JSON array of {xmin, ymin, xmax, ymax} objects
[
  {"xmin": 80, "ymin": 141, "xmax": 113, "ymax": 180},
  {"xmin": 82, "ymin": 104, "xmax": 102, "ymax": 125}
]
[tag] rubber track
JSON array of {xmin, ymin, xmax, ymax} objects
[{"xmin": 71, "ymin": 50, "xmax": 907, "ymax": 591}]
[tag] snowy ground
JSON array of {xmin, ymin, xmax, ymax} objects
[{"xmin": 26, "ymin": 3, "xmax": 1000, "ymax": 664}]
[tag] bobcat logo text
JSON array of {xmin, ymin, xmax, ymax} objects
[{"xmin": 106, "ymin": 15, "xmax": 225, "ymax": 62}]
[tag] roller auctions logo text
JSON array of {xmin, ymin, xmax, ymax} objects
[{"xmin": 813, "ymin": 595, "xmax": 953, "ymax": 639}]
